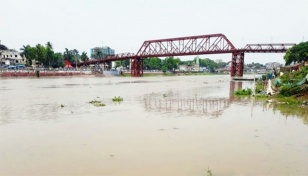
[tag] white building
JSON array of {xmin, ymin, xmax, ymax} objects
[{"xmin": 0, "ymin": 49, "xmax": 26, "ymax": 66}]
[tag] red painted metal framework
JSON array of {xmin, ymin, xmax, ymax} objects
[{"xmin": 79, "ymin": 34, "xmax": 295, "ymax": 77}]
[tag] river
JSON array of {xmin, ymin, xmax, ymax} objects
[{"xmin": 0, "ymin": 75, "xmax": 308, "ymax": 176}]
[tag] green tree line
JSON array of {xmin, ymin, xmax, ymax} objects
[
  {"xmin": 115, "ymin": 56, "xmax": 228, "ymax": 71},
  {"xmin": 284, "ymin": 41, "xmax": 308, "ymax": 65},
  {"xmin": 20, "ymin": 42, "xmax": 89, "ymax": 68}
]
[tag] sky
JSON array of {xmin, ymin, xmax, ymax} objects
[{"xmin": 1, "ymin": 0, "xmax": 307, "ymax": 64}]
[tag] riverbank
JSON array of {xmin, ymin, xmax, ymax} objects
[{"xmin": 0, "ymin": 70, "xmax": 93, "ymax": 77}]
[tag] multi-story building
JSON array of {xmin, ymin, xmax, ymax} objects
[
  {"xmin": 90, "ymin": 46, "xmax": 115, "ymax": 59},
  {"xmin": 0, "ymin": 49, "xmax": 26, "ymax": 66}
]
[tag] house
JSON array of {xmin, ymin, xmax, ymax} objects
[{"xmin": 0, "ymin": 49, "xmax": 26, "ymax": 66}]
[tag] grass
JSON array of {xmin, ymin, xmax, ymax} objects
[
  {"xmin": 235, "ymin": 88, "xmax": 253, "ymax": 96},
  {"xmin": 89, "ymin": 100, "xmax": 106, "ymax": 107},
  {"xmin": 112, "ymin": 96, "xmax": 124, "ymax": 102}
]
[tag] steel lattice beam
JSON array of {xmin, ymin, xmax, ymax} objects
[
  {"xmin": 241, "ymin": 43, "xmax": 295, "ymax": 53},
  {"xmin": 77, "ymin": 33, "xmax": 295, "ymax": 77},
  {"xmin": 136, "ymin": 33, "xmax": 236, "ymax": 57}
]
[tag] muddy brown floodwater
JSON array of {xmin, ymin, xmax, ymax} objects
[{"xmin": 1, "ymin": 75, "xmax": 308, "ymax": 176}]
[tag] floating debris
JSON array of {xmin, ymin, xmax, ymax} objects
[
  {"xmin": 89, "ymin": 100, "xmax": 106, "ymax": 107},
  {"xmin": 60, "ymin": 104, "xmax": 64, "ymax": 108},
  {"xmin": 112, "ymin": 96, "xmax": 123, "ymax": 102}
]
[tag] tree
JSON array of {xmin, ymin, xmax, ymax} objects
[
  {"xmin": 199, "ymin": 58, "xmax": 218, "ymax": 71},
  {"xmin": 0, "ymin": 44, "xmax": 8, "ymax": 50},
  {"xmin": 52, "ymin": 52, "xmax": 64, "ymax": 67},
  {"xmin": 80, "ymin": 52, "xmax": 89, "ymax": 62},
  {"xmin": 20, "ymin": 45, "xmax": 33, "ymax": 66},
  {"xmin": 143, "ymin": 57, "xmax": 162, "ymax": 70},
  {"xmin": 46, "ymin": 42, "xmax": 54, "ymax": 68},
  {"xmin": 163, "ymin": 56, "xmax": 180, "ymax": 71},
  {"xmin": 122, "ymin": 60, "xmax": 130, "ymax": 69},
  {"xmin": 93, "ymin": 48, "xmax": 103, "ymax": 59},
  {"xmin": 64, "ymin": 48, "xmax": 73, "ymax": 63},
  {"xmin": 148, "ymin": 57, "xmax": 162, "ymax": 70},
  {"xmin": 215, "ymin": 59, "xmax": 227, "ymax": 68},
  {"xmin": 20, "ymin": 42, "xmax": 67, "ymax": 68},
  {"xmin": 284, "ymin": 41, "xmax": 308, "ymax": 65},
  {"xmin": 115, "ymin": 61, "xmax": 122, "ymax": 68},
  {"xmin": 36, "ymin": 44, "xmax": 47, "ymax": 66}
]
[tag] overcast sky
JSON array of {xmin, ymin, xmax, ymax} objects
[{"xmin": 1, "ymin": 0, "xmax": 307, "ymax": 64}]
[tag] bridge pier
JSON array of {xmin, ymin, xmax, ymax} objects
[
  {"xmin": 231, "ymin": 52, "xmax": 244, "ymax": 77},
  {"xmin": 131, "ymin": 57, "xmax": 143, "ymax": 77}
]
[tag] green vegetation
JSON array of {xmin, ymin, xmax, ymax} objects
[
  {"xmin": 116, "ymin": 56, "xmax": 228, "ymax": 74},
  {"xmin": 277, "ymin": 67, "xmax": 308, "ymax": 97},
  {"xmin": 274, "ymin": 95, "xmax": 302, "ymax": 106},
  {"xmin": 112, "ymin": 96, "xmax": 123, "ymax": 102},
  {"xmin": 20, "ymin": 42, "xmax": 88, "ymax": 68},
  {"xmin": 255, "ymin": 94, "xmax": 269, "ymax": 99},
  {"xmin": 235, "ymin": 88, "xmax": 253, "ymax": 96},
  {"xmin": 89, "ymin": 100, "xmax": 106, "ymax": 107},
  {"xmin": 280, "ymin": 66, "xmax": 308, "ymax": 84},
  {"xmin": 206, "ymin": 167, "xmax": 213, "ymax": 176},
  {"xmin": 284, "ymin": 41, "xmax": 308, "ymax": 65},
  {"xmin": 255, "ymin": 81, "xmax": 265, "ymax": 93},
  {"xmin": 250, "ymin": 41, "xmax": 308, "ymax": 106}
]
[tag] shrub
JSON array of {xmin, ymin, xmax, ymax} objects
[{"xmin": 235, "ymin": 88, "xmax": 253, "ymax": 96}]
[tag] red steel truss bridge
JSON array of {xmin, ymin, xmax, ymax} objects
[{"xmin": 79, "ymin": 34, "xmax": 295, "ymax": 77}]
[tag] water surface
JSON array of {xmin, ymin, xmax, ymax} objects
[{"xmin": 1, "ymin": 75, "xmax": 307, "ymax": 175}]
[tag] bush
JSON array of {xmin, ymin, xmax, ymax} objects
[
  {"xmin": 280, "ymin": 66, "xmax": 308, "ymax": 84},
  {"xmin": 280, "ymin": 84, "xmax": 308, "ymax": 97},
  {"xmin": 235, "ymin": 88, "xmax": 253, "ymax": 96}
]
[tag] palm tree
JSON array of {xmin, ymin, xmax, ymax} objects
[
  {"xmin": 36, "ymin": 44, "xmax": 46, "ymax": 66},
  {"xmin": 20, "ymin": 45, "xmax": 31, "ymax": 66},
  {"xmin": 46, "ymin": 42, "xmax": 54, "ymax": 68},
  {"xmin": 46, "ymin": 41, "xmax": 53, "ymax": 50},
  {"xmin": 80, "ymin": 52, "xmax": 89, "ymax": 62},
  {"xmin": 64, "ymin": 48, "xmax": 73, "ymax": 63}
]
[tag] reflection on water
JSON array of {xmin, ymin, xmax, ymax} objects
[
  {"xmin": 266, "ymin": 102, "xmax": 308, "ymax": 125},
  {"xmin": 1, "ymin": 76, "xmax": 308, "ymax": 176},
  {"xmin": 144, "ymin": 97, "xmax": 230, "ymax": 117}
]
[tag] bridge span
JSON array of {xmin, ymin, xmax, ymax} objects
[{"xmin": 78, "ymin": 34, "xmax": 295, "ymax": 77}]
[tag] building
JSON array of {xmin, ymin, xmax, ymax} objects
[
  {"xmin": 90, "ymin": 46, "xmax": 115, "ymax": 59},
  {"xmin": 265, "ymin": 62, "xmax": 282, "ymax": 70},
  {"xmin": 0, "ymin": 49, "xmax": 26, "ymax": 66},
  {"xmin": 178, "ymin": 57, "xmax": 200, "ymax": 72}
]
